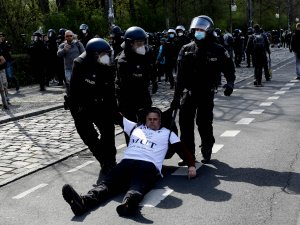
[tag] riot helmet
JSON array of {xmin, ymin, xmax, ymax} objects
[
  {"xmin": 176, "ymin": 25, "xmax": 185, "ymax": 32},
  {"xmin": 32, "ymin": 31, "xmax": 42, "ymax": 41},
  {"xmin": 167, "ymin": 29, "xmax": 176, "ymax": 39},
  {"xmin": 111, "ymin": 25, "xmax": 122, "ymax": 37},
  {"xmin": 124, "ymin": 26, "xmax": 148, "ymax": 41},
  {"xmin": 59, "ymin": 28, "xmax": 66, "ymax": 36},
  {"xmin": 47, "ymin": 29, "xmax": 56, "ymax": 39},
  {"xmin": 124, "ymin": 26, "xmax": 148, "ymax": 55},
  {"xmin": 214, "ymin": 28, "xmax": 222, "ymax": 37},
  {"xmin": 79, "ymin": 24, "xmax": 89, "ymax": 34},
  {"xmin": 189, "ymin": 15, "xmax": 214, "ymax": 34},
  {"xmin": 79, "ymin": 24, "xmax": 89, "ymax": 31},
  {"xmin": 85, "ymin": 38, "xmax": 112, "ymax": 65}
]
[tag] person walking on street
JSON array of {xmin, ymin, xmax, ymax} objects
[
  {"xmin": 0, "ymin": 49, "xmax": 9, "ymax": 109},
  {"xmin": 62, "ymin": 107, "xmax": 196, "ymax": 217},
  {"xmin": 171, "ymin": 15, "xmax": 236, "ymax": 165},
  {"xmin": 115, "ymin": 26, "xmax": 157, "ymax": 144},
  {"xmin": 68, "ymin": 38, "xmax": 117, "ymax": 174},
  {"xmin": 57, "ymin": 30, "xmax": 85, "ymax": 95},
  {"xmin": 245, "ymin": 24, "xmax": 271, "ymax": 86},
  {"xmin": 28, "ymin": 31, "xmax": 48, "ymax": 91},
  {"xmin": 0, "ymin": 32, "xmax": 20, "ymax": 92},
  {"xmin": 290, "ymin": 23, "xmax": 300, "ymax": 80}
]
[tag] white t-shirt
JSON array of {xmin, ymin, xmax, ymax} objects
[{"xmin": 122, "ymin": 117, "xmax": 180, "ymax": 174}]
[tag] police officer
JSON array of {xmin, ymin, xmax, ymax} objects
[
  {"xmin": 156, "ymin": 28, "xmax": 178, "ymax": 88},
  {"xmin": 28, "ymin": 31, "xmax": 47, "ymax": 91},
  {"xmin": 115, "ymin": 26, "xmax": 157, "ymax": 144},
  {"xmin": 175, "ymin": 25, "xmax": 191, "ymax": 52},
  {"xmin": 110, "ymin": 25, "xmax": 123, "ymax": 57},
  {"xmin": 69, "ymin": 38, "xmax": 117, "ymax": 174},
  {"xmin": 171, "ymin": 15, "xmax": 236, "ymax": 164},
  {"xmin": 78, "ymin": 23, "xmax": 93, "ymax": 47},
  {"xmin": 233, "ymin": 28, "xmax": 244, "ymax": 67},
  {"xmin": 246, "ymin": 24, "xmax": 270, "ymax": 86}
]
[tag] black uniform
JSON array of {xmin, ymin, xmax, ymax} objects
[
  {"xmin": 69, "ymin": 53, "xmax": 117, "ymax": 169},
  {"xmin": 28, "ymin": 37, "xmax": 47, "ymax": 91},
  {"xmin": 116, "ymin": 47, "xmax": 155, "ymax": 122},
  {"xmin": 246, "ymin": 30, "xmax": 271, "ymax": 85},
  {"xmin": 173, "ymin": 40, "xmax": 235, "ymax": 161}
]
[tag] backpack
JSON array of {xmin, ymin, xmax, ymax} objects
[{"xmin": 253, "ymin": 34, "xmax": 265, "ymax": 50}]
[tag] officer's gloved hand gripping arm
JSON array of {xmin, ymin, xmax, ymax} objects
[{"xmin": 222, "ymin": 49, "xmax": 236, "ymax": 97}]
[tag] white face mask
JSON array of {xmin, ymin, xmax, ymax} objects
[
  {"xmin": 135, "ymin": 46, "xmax": 146, "ymax": 55},
  {"xmin": 82, "ymin": 29, "xmax": 87, "ymax": 34},
  {"xmin": 178, "ymin": 32, "xmax": 183, "ymax": 36},
  {"xmin": 98, "ymin": 54, "xmax": 110, "ymax": 65}
]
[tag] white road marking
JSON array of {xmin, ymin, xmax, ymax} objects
[
  {"xmin": 116, "ymin": 144, "xmax": 127, "ymax": 150},
  {"xmin": 274, "ymin": 91, "xmax": 286, "ymax": 95},
  {"xmin": 249, "ymin": 109, "xmax": 264, "ymax": 114},
  {"xmin": 260, "ymin": 102, "xmax": 273, "ymax": 106},
  {"xmin": 290, "ymin": 79, "xmax": 299, "ymax": 83},
  {"xmin": 220, "ymin": 130, "xmax": 240, "ymax": 137},
  {"xmin": 67, "ymin": 160, "xmax": 95, "ymax": 173},
  {"xmin": 236, "ymin": 118, "xmax": 255, "ymax": 125},
  {"xmin": 268, "ymin": 96, "xmax": 279, "ymax": 100},
  {"xmin": 285, "ymin": 83, "xmax": 295, "ymax": 86},
  {"xmin": 212, "ymin": 144, "xmax": 224, "ymax": 153},
  {"xmin": 12, "ymin": 183, "xmax": 48, "ymax": 199},
  {"xmin": 171, "ymin": 162, "xmax": 202, "ymax": 176},
  {"xmin": 280, "ymin": 87, "xmax": 290, "ymax": 91},
  {"xmin": 140, "ymin": 187, "xmax": 173, "ymax": 207}
]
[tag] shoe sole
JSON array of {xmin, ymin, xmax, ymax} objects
[{"xmin": 62, "ymin": 184, "xmax": 85, "ymax": 216}]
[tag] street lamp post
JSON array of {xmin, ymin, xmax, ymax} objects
[
  {"xmin": 108, "ymin": 0, "xmax": 114, "ymax": 29},
  {"xmin": 275, "ymin": 7, "xmax": 280, "ymax": 46},
  {"xmin": 229, "ymin": 0, "xmax": 237, "ymax": 33}
]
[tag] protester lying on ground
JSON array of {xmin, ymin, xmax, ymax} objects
[{"xmin": 62, "ymin": 107, "xmax": 196, "ymax": 217}]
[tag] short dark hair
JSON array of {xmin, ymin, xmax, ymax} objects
[{"xmin": 145, "ymin": 107, "xmax": 162, "ymax": 118}]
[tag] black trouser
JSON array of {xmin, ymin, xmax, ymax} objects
[
  {"xmin": 253, "ymin": 53, "xmax": 268, "ymax": 83},
  {"xmin": 164, "ymin": 61, "xmax": 175, "ymax": 86},
  {"xmin": 179, "ymin": 91, "xmax": 215, "ymax": 160},
  {"xmin": 82, "ymin": 159, "xmax": 159, "ymax": 209},
  {"xmin": 70, "ymin": 104, "xmax": 116, "ymax": 166}
]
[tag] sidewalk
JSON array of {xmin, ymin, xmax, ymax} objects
[{"xmin": 0, "ymin": 48, "xmax": 295, "ymax": 187}]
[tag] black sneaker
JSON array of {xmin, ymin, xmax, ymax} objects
[
  {"xmin": 253, "ymin": 81, "xmax": 258, "ymax": 86},
  {"xmin": 116, "ymin": 200, "xmax": 137, "ymax": 217},
  {"xmin": 62, "ymin": 184, "xmax": 86, "ymax": 216}
]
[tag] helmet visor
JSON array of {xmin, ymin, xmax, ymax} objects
[{"xmin": 190, "ymin": 18, "xmax": 211, "ymax": 31}]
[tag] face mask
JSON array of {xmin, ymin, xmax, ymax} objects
[
  {"xmin": 82, "ymin": 29, "xmax": 87, "ymax": 34},
  {"xmin": 169, "ymin": 34, "xmax": 175, "ymax": 38},
  {"xmin": 194, "ymin": 31, "xmax": 206, "ymax": 41},
  {"xmin": 33, "ymin": 36, "xmax": 39, "ymax": 42},
  {"xmin": 178, "ymin": 32, "xmax": 183, "ymax": 36},
  {"xmin": 135, "ymin": 46, "xmax": 146, "ymax": 55},
  {"xmin": 98, "ymin": 54, "xmax": 110, "ymax": 65}
]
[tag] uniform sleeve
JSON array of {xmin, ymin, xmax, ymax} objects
[{"xmin": 220, "ymin": 47, "xmax": 236, "ymax": 85}]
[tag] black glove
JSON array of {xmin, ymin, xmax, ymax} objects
[
  {"xmin": 170, "ymin": 96, "xmax": 181, "ymax": 109},
  {"xmin": 223, "ymin": 83, "xmax": 234, "ymax": 96},
  {"xmin": 152, "ymin": 82, "xmax": 158, "ymax": 94}
]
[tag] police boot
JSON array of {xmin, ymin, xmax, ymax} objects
[{"xmin": 116, "ymin": 192, "xmax": 142, "ymax": 217}]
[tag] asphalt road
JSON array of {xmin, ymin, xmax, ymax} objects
[{"xmin": 0, "ymin": 58, "xmax": 299, "ymax": 225}]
